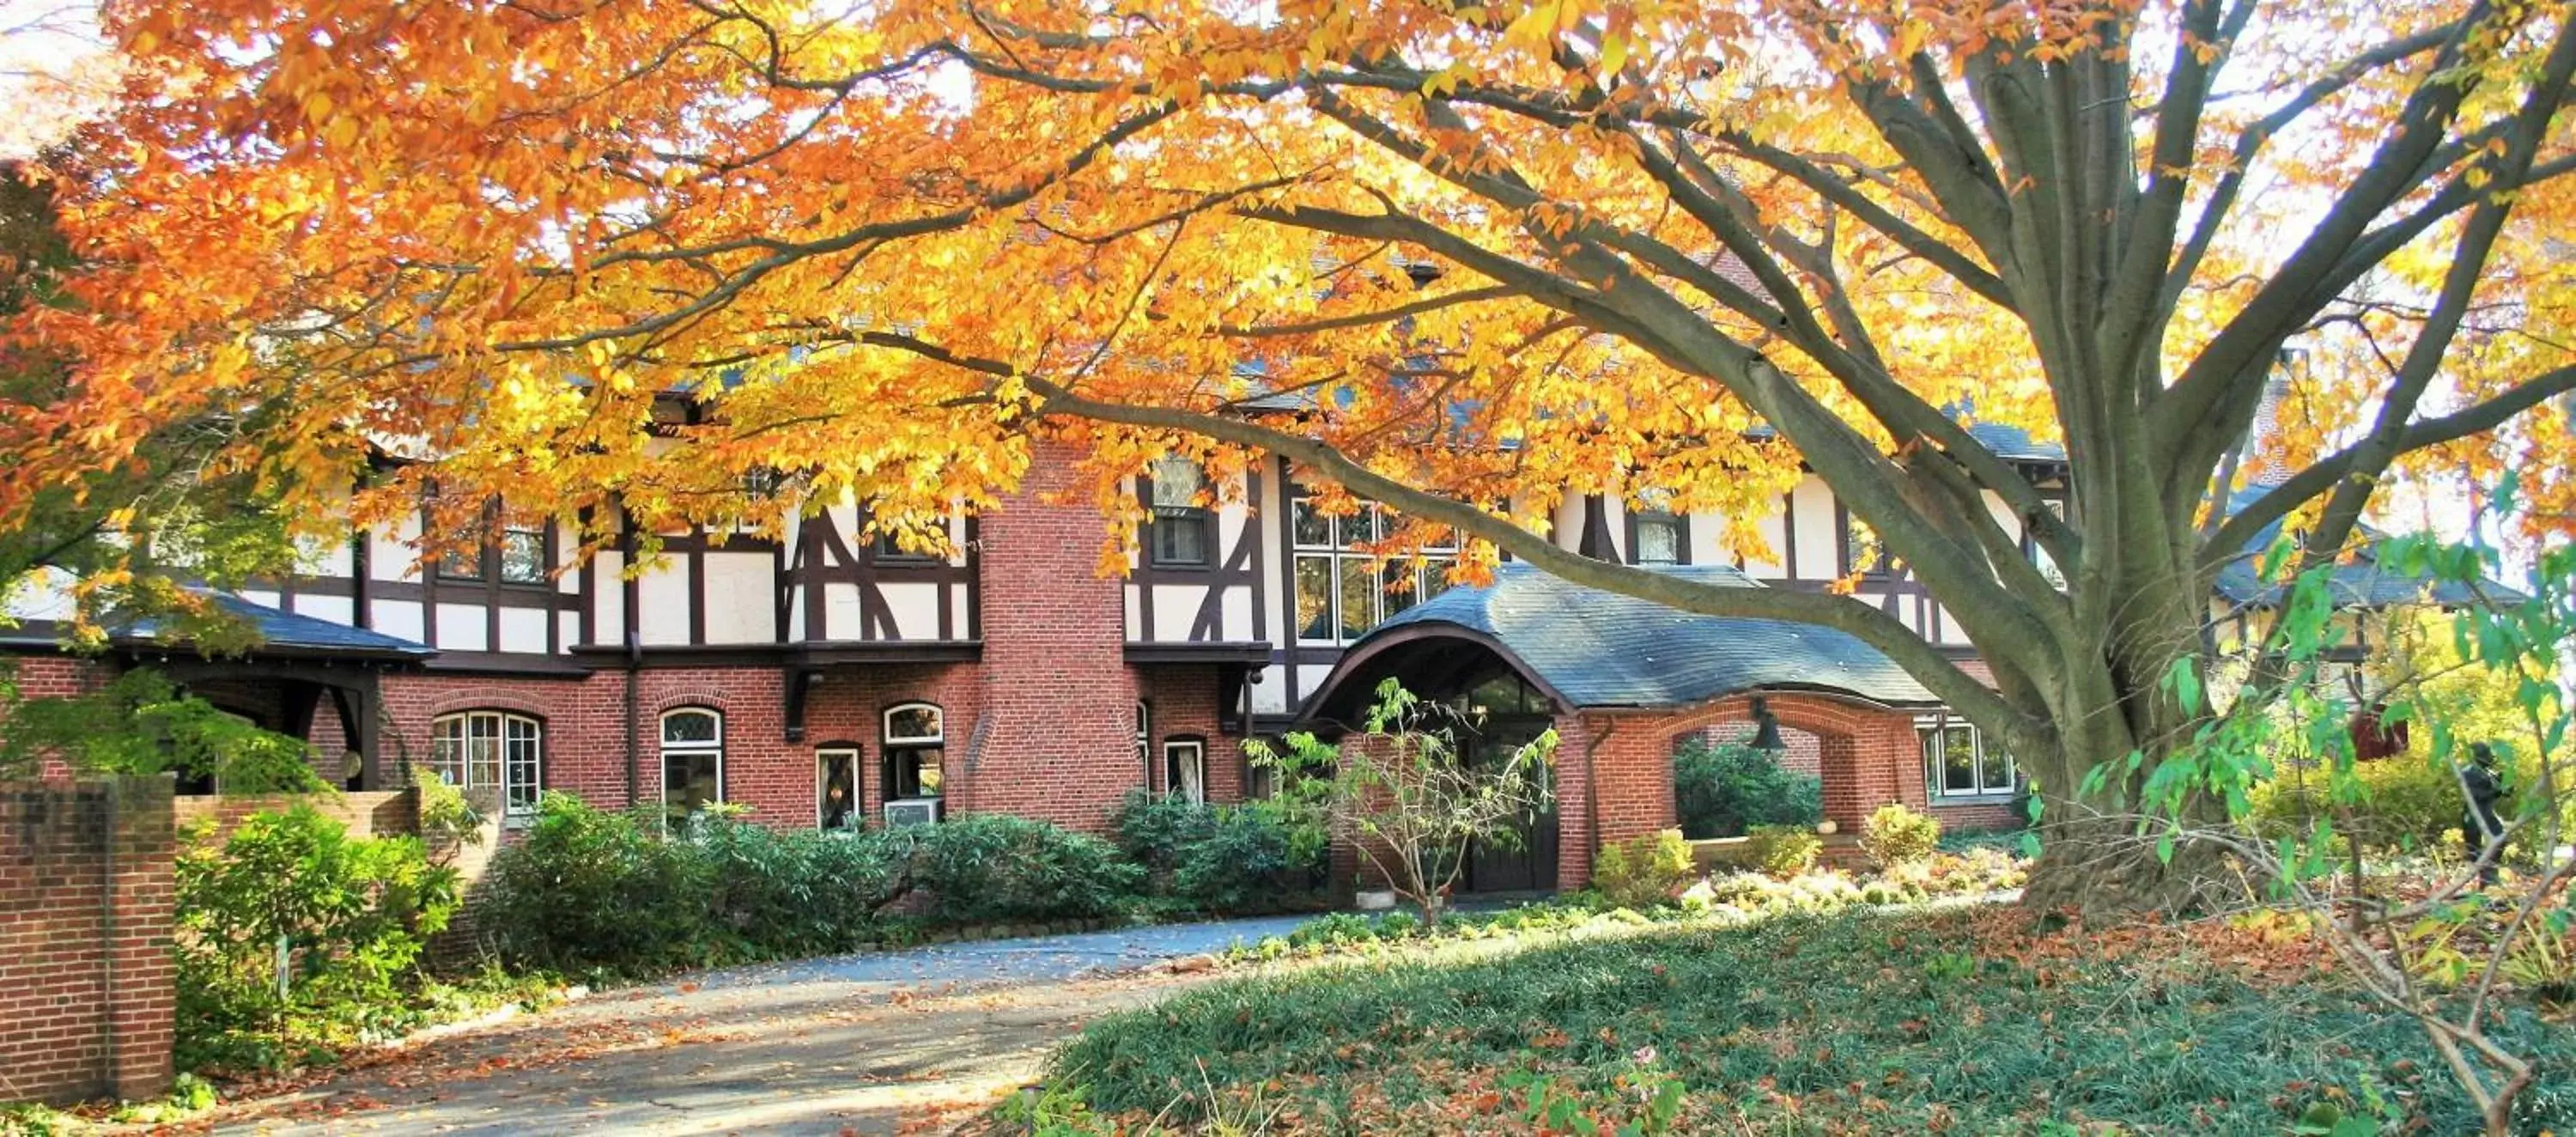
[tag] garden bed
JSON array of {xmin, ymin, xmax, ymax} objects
[{"xmin": 1022, "ymin": 905, "xmax": 2576, "ymax": 1134}]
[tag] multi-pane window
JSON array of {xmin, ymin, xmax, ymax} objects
[
  {"xmin": 1163, "ymin": 739, "xmax": 1207, "ymax": 806},
  {"xmin": 660, "ymin": 708, "xmax": 724, "ymax": 822},
  {"xmin": 1291, "ymin": 494, "xmax": 1454, "ymax": 644},
  {"xmin": 437, "ymin": 522, "xmax": 484, "ymax": 580},
  {"xmin": 499, "ymin": 523, "xmax": 547, "ymax": 585},
  {"xmin": 428, "ymin": 711, "xmax": 542, "ymax": 817},
  {"xmin": 1146, "ymin": 458, "xmax": 1212, "ymax": 567},
  {"xmin": 882, "ymin": 702, "xmax": 945, "ymax": 800},
  {"xmin": 1919, "ymin": 719, "xmax": 2015, "ymax": 800}
]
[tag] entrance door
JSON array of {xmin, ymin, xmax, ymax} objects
[{"xmin": 1462, "ymin": 717, "xmax": 1559, "ymax": 894}]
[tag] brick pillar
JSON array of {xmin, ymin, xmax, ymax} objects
[
  {"xmin": 0, "ymin": 774, "xmax": 176, "ymax": 1106},
  {"xmin": 105, "ymin": 775, "xmax": 176, "ymax": 1102},
  {"xmin": 1552, "ymin": 714, "xmax": 1594, "ymax": 892}
]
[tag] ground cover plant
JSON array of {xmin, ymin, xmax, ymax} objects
[{"xmin": 1052, "ymin": 906, "xmax": 2576, "ymax": 1134}]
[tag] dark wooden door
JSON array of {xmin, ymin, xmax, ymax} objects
[{"xmin": 1463, "ymin": 717, "xmax": 1559, "ymax": 894}]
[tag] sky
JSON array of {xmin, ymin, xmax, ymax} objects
[{"xmin": 0, "ymin": 0, "xmax": 106, "ymax": 159}]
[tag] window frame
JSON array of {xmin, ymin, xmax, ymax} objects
[
  {"xmin": 1163, "ymin": 737, "xmax": 1208, "ymax": 806},
  {"xmin": 1145, "ymin": 459, "xmax": 1214, "ymax": 568},
  {"xmin": 428, "ymin": 709, "xmax": 544, "ymax": 818},
  {"xmin": 1917, "ymin": 717, "xmax": 2017, "ymax": 801},
  {"xmin": 815, "ymin": 745, "xmax": 861, "ymax": 830},
  {"xmin": 1627, "ymin": 507, "xmax": 1689, "ymax": 567},
  {"xmin": 881, "ymin": 701, "xmax": 946, "ymax": 801},
  {"xmin": 1838, "ymin": 499, "xmax": 1894, "ymax": 580},
  {"xmin": 1290, "ymin": 489, "xmax": 1455, "ymax": 646},
  {"xmin": 659, "ymin": 708, "xmax": 726, "ymax": 822}
]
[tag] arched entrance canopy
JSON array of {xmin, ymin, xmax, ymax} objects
[{"xmin": 1300, "ymin": 564, "xmax": 1941, "ymax": 727}]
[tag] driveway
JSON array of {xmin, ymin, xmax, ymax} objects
[{"xmin": 210, "ymin": 915, "xmax": 1312, "ymax": 1136}]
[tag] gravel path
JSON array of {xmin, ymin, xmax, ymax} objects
[{"xmin": 209, "ymin": 915, "xmax": 1311, "ymax": 1136}]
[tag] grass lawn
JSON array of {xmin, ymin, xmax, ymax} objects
[{"xmin": 1039, "ymin": 904, "xmax": 2575, "ymax": 1134}]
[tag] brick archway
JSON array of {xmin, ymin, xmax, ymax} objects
[{"xmin": 1552, "ymin": 691, "xmax": 1930, "ymax": 890}]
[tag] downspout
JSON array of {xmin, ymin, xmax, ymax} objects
[
  {"xmin": 1581, "ymin": 713, "xmax": 1616, "ymax": 886},
  {"xmin": 623, "ymin": 630, "xmax": 641, "ymax": 808}
]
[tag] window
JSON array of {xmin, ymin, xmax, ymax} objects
[
  {"xmin": 437, "ymin": 520, "xmax": 484, "ymax": 580},
  {"xmin": 1163, "ymin": 739, "xmax": 1207, "ymax": 806},
  {"xmin": 2030, "ymin": 499, "xmax": 2067, "ymax": 590},
  {"xmin": 660, "ymin": 708, "xmax": 724, "ymax": 822},
  {"xmin": 429, "ymin": 711, "xmax": 542, "ymax": 817},
  {"xmin": 817, "ymin": 746, "xmax": 860, "ymax": 829},
  {"xmin": 1146, "ymin": 458, "xmax": 1212, "ymax": 567},
  {"xmin": 499, "ymin": 523, "xmax": 547, "ymax": 585},
  {"xmin": 1844, "ymin": 513, "xmax": 1887, "ymax": 576},
  {"xmin": 1134, "ymin": 701, "xmax": 1151, "ymax": 776},
  {"xmin": 1291, "ymin": 492, "xmax": 1454, "ymax": 644},
  {"xmin": 882, "ymin": 702, "xmax": 945, "ymax": 800},
  {"xmin": 1631, "ymin": 510, "xmax": 1686, "ymax": 566},
  {"xmin": 1919, "ymin": 718, "xmax": 2015, "ymax": 800}
]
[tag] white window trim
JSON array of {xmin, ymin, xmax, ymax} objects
[
  {"xmin": 1917, "ymin": 717, "xmax": 2016, "ymax": 800},
  {"xmin": 1163, "ymin": 739, "xmax": 1207, "ymax": 806},
  {"xmin": 815, "ymin": 746, "xmax": 860, "ymax": 829},
  {"xmin": 428, "ymin": 710, "xmax": 543, "ymax": 818},
  {"xmin": 883, "ymin": 702, "xmax": 945, "ymax": 745},
  {"xmin": 659, "ymin": 708, "xmax": 726, "ymax": 814}
]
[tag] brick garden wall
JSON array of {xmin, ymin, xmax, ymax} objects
[{"xmin": 0, "ymin": 776, "xmax": 175, "ymax": 1106}]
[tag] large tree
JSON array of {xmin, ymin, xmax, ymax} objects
[{"xmin": 14, "ymin": 0, "xmax": 2576, "ymax": 910}]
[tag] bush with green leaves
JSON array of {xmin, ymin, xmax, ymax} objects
[
  {"xmin": 1671, "ymin": 739, "xmax": 1821, "ymax": 839},
  {"xmin": 175, "ymin": 806, "xmax": 459, "ymax": 1073},
  {"xmin": 480, "ymin": 793, "xmax": 719, "ymax": 973},
  {"xmin": 1741, "ymin": 824, "xmax": 1823, "ymax": 878},
  {"xmin": 1859, "ymin": 803, "xmax": 1941, "ymax": 870},
  {"xmin": 1113, "ymin": 788, "xmax": 1330, "ymax": 915},
  {"xmin": 1591, "ymin": 828, "xmax": 1696, "ymax": 909},
  {"xmin": 906, "ymin": 812, "xmax": 1142, "ymax": 924},
  {"xmin": 691, "ymin": 811, "xmax": 914, "ymax": 955}
]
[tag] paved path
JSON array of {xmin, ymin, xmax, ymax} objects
[{"xmin": 211, "ymin": 915, "xmax": 1311, "ymax": 1136}]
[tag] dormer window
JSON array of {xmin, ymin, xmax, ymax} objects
[{"xmin": 1147, "ymin": 458, "xmax": 1211, "ymax": 567}]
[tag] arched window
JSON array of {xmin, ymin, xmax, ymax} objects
[
  {"xmin": 660, "ymin": 708, "xmax": 724, "ymax": 823},
  {"xmin": 430, "ymin": 711, "xmax": 543, "ymax": 817},
  {"xmin": 881, "ymin": 702, "xmax": 945, "ymax": 802}
]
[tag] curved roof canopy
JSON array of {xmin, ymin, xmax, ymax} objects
[{"xmin": 1302, "ymin": 564, "xmax": 1939, "ymax": 723}]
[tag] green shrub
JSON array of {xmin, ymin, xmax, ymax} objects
[
  {"xmin": 175, "ymin": 806, "xmax": 460, "ymax": 1073},
  {"xmin": 1859, "ymin": 804, "xmax": 1941, "ymax": 870},
  {"xmin": 1743, "ymin": 824, "xmax": 1823, "ymax": 878},
  {"xmin": 1672, "ymin": 740, "xmax": 1821, "ymax": 839},
  {"xmin": 1112, "ymin": 789, "xmax": 1328, "ymax": 915},
  {"xmin": 692, "ymin": 813, "xmax": 913, "ymax": 955},
  {"xmin": 481, "ymin": 793, "xmax": 717, "ymax": 973},
  {"xmin": 1592, "ymin": 829, "xmax": 1696, "ymax": 909},
  {"xmin": 908, "ymin": 813, "xmax": 1143, "ymax": 924}
]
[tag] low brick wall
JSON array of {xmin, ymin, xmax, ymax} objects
[
  {"xmin": 173, "ymin": 789, "xmax": 418, "ymax": 844},
  {"xmin": 0, "ymin": 776, "xmax": 176, "ymax": 1106}
]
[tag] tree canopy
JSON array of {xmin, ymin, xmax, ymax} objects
[{"xmin": 10, "ymin": 0, "xmax": 2575, "ymax": 909}]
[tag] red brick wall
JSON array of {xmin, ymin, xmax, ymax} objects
[
  {"xmin": 0, "ymin": 776, "xmax": 176, "ymax": 1106},
  {"xmin": 172, "ymin": 791, "xmax": 418, "ymax": 845},
  {"xmin": 1549, "ymin": 694, "xmax": 1929, "ymax": 890}
]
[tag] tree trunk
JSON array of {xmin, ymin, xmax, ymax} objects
[{"xmin": 2018, "ymin": 811, "xmax": 2232, "ymax": 916}]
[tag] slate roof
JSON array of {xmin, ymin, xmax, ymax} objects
[
  {"xmin": 2208, "ymin": 483, "xmax": 2514, "ymax": 608},
  {"xmin": 1342, "ymin": 563, "xmax": 1939, "ymax": 711},
  {"xmin": 119, "ymin": 593, "xmax": 435, "ymax": 660}
]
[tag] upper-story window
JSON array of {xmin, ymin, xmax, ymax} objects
[
  {"xmin": 660, "ymin": 708, "xmax": 724, "ymax": 823},
  {"xmin": 1843, "ymin": 512, "xmax": 1888, "ymax": 577},
  {"xmin": 2029, "ymin": 499, "xmax": 2068, "ymax": 590},
  {"xmin": 882, "ymin": 702, "xmax": 945, "ymax": 800},
  {"xmin": 1146, "ymin": 458, "xmax": 1212, "ymax": 568},
  {"xmin": 429, "ymin": 710, "xmax": 542, "ymax": 817},
  {"xmin": 436, "ymin": 511, "xmax": 548, "ymax": 586},
  {"xmin": 1291, "ymin": 492, "xmax": 1454, "ymax": 645},
  {"xmin": 1920, "ymin": 718, "xmax": 2016, "ymax": 800},
  {"xmin": 1629, "ymin": 493, "xmax": 1687, "ymax": 566}
]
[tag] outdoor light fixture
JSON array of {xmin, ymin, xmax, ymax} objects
[{"xmin": 1748, "ymin": 696, "xmax": 1786, "ymax": 751}]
